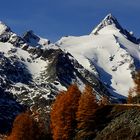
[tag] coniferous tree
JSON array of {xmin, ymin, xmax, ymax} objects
[
  {"xmin": 7, "ymin": 112, "xmax": 40, "ymax": 140},
  {"xmin": 134, "ymin": 70, "xmax": 140, "ymax": 95},
  {"xmin": 99, "ymin": 96, "xmax": 110, "ymax": 106},
  {"xmin": 50, "ymin": 91, "xmax": 66, "ymax": 140},
  {"xmin": 51, "ymin": 84, "xmax": 81, "ymax": 140},
  {"xmin": 127, "ymin": 71, "xmax": 140, "ymax": 104},
  {"xmin": 76, "ymin": 85, "xmax": 98, "ymax": 140},
  {"xmin": 127, "ymin": 88, "xmax": 133, "ymax": 104}
]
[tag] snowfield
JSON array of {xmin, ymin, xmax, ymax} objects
[{"xmin": 57, "ymin": 14, "xmax": 140, "ymax": 97}]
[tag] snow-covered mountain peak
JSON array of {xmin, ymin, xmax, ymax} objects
[
  {"xmin": 0, "ymin": 21, "xmax": 11, "ymax": 35},
  {"xmin": 58, "ymin": 14, "xmax": 140, "ymax": 98},
  {"xmin": 91, "ymin": 13, "xmax": 123, "ymax": 35},
  {"xmin": 23, "ymin": 30, "xmax": 51, "ymax": 48},
  {"xmin": 91, "ymin": 14, "xmax": 138, "ymax": 44},
  {"xmin": 103, "ymin": 13, "xmax": 118, "ymax": 23}
]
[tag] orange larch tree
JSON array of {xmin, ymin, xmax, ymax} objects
[
  {"xmin": 99, "ymin": 96, "xmax": 110, "ymax": 106},
  {"xmin": 127, "ymin": 88, "xmax": 134, "ymax": 104},
  {"xmin": 76, "ymin": 85, "xmax": 98, "ymax": 140},
  {"xmin": 7, "ymin": 112, "xmax": 40, "ymax": 140},
  {"xmin": 127, "ymin": 70, "xmax": 140, "ymax": 104},
  {"xmin": 50, "ymin": 91, "xmax": 66, "ymax": 140},
  {"xmin": 50, "ymin": 84, "xmax": 81, "ymax": 140},
  {"xmin": 134, "ymin": 70, "xmax": 140, "ymax": 95}
]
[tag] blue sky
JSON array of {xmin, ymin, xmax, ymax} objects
[{"xmin": 0, "ymin": 0, "xmax": 140, "ymax": 41}]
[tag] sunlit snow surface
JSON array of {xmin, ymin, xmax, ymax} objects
[
  {"xmin": 0, "ymin": 21, "xmax": 9, "ymax": 34},
  {"xmin": 0, "ymin": 42, "xmax": 47, "ymax": 76},
  {"xmin": 58, "ymin": 25, "xmax": 140, "ymax": 97}
]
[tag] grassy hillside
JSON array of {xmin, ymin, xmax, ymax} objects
[{"xmin": 94, "ymin": 104, "xmax": 140, "ymax": 140}]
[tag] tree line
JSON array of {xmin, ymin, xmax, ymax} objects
[
  {"xmin": 5, "ymin": 70, "xmax": 140, "ymax": 140},
  {"xmin": 6, "ymin": 85, "xmax": 109, "ymax": 140}
]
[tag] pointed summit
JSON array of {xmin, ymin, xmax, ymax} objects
[
  {"xmin": 91, "ymin": 13, "xmax": 122, "ymax": 34},
  {"xmin": 0, "ymin": 21, "xmax": 11, "ymax": 35},
  {"xmin": 23, "ymin": 30, "xmax": 50, "ymax": 48},
  {"xmin": 103, "ymin": 13, "xmax": 118, "ymax": 25},
  {"xmin": 91, "ymin": 14, "xmax": 138, "ymax": 44}
]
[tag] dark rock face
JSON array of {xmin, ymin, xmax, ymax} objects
[
  {"xmin": 44, "ymin": 49, "xmax": 76, "ymax": 85},
  {"xmin": 23, "ymin": 30, "xmax": 38, "ymax": 42},
  {"xmin": 27, "ymin": 47, "xmax": 43, "ymax": 58},
  {"xmin": 0, "ymin": 88, "xmax": 24, "ymax": 133},
  {"xmin": 8, "ymin": 35, "xmax": 25, "ymax": 47},
  {"xmin": 23, "ymin": 30, "xmax": 41, "ymax": 47},
  {"xmin": 42, "ymin": 49, "xmax": 111, "ymax": 98},
  {"xmin": 0, "ymin": 33, "xmax": 11, "ymax": 42},
  {"xmin": 0, "ymin": 52, "xmax": 32, "ymax": 84},
  {"xmin": 0, "ymin": 31, "xmax": 27, "ymax": 48},
  {"xmin": 120, "ymin": 29, "xmax": 138, "ymax": 44}
]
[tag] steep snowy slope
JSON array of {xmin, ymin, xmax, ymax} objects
[
  {"xmin": 57, "ymin": 14, "xmax": 140, "ymax": 97},
  {"xmin": 0, "ymin": 21, "xmax": 113, "ymax": 115}
]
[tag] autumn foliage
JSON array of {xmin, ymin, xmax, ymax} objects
[
  {"xmin": 134, "ymin": 70, "xmax": 140, "ymax": 95},
  {"xmin": 6, "ymin": 112, "xmax": 40, "ymax": 140},
  {"xmin": 99, "ymin": 96, "xmax": 110, "ymax": 106},
  {"xmin": 127, "ymin": 88, "xmax": 134, "ymax": 104},
  {"xmin": 50, "ymin": 91, "xmax": 66, "ymax": 140},
  {"xmin": 51, "ymin": 84, "xmax": 81, "ymax": 140},
  {"xmin": 127, "ymin": 70, "xmax": 140, "ymax": 104},
  {"xmin": 7, "ymin": 84, "xmax": 110, "ymax": 140},
  {"xmin": 76, "ymin": 85, "xmax": 98, "ymax": 139}
]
